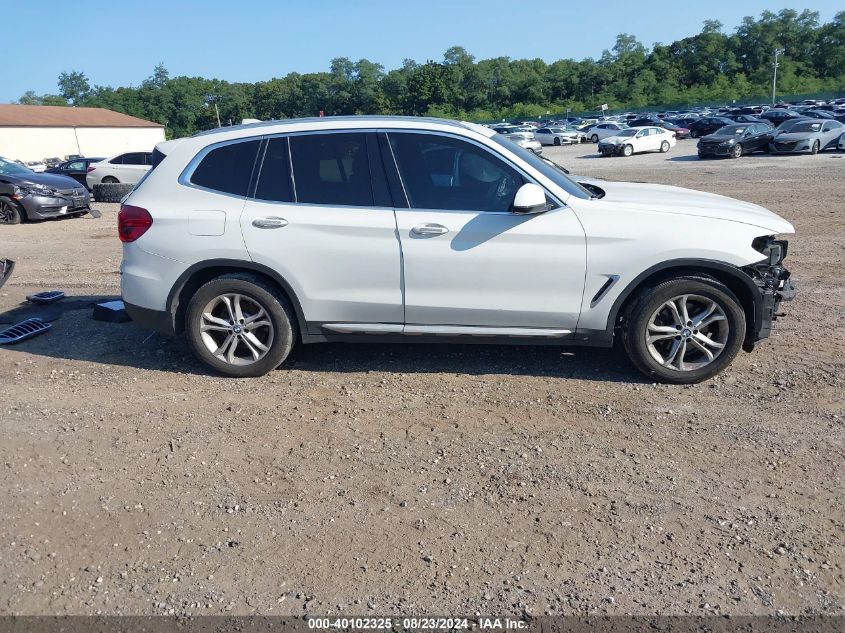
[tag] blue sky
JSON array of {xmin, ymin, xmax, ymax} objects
[{"xmin": 5, "ymin": 1, "xmax": 841, "ymax": 103}]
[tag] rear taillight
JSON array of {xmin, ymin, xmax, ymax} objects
[
  {"xmin": 87, "ymin": 166, "xmax": 96, "ymax": 172},
  {"xmin": 118, "ymin": 205, "xmax": 153, "ymax": 243}
]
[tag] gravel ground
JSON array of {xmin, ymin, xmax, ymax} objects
[{"xmin": 0, "ymin": 140, "xmax": 843, "ymax": 617}]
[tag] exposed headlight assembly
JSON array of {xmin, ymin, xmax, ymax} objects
[{"xmin": 13, "ymin": 183, "xmax": 58, "ymax": 198}]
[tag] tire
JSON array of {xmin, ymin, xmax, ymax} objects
[
  {"xmin": 690, "ymin": 130, "xmax": 699, "ymax": 139},
  {"xmin": 810, "ymin": 140, "xmax": 819, "ymax": 155},
  {"xmin": 93, "ymin": 183, "xmax": 135, "ymax": 203},
  {"xmin": 553, "ymin": 137, "xmax": 560, "ymax": 146},
  {"xmin": 185, "ymin": 273, "xmax": 297, "ymax": 378},
  {"xmin": 660, "ymin": 140, "xmax": 670, "ymax": 153},
  {"xmin": 101, "ymin": 176, "xmax": 120, "ymax": 184},
  {"xmin": 622, "ymin": 144, "xmax": 633, "ymax": 157},
  {"xmin": 591, "ymin": 134, "xmax": 599, "ymax": 143},
  {"xmin": 622, "ymin": 276, "xmax": 746, "ymax": 384},
  {"xmin": 731, "ymin": 143, "xmax": 743, "ymax": 158},
  {"xmin": 0, "ymin": 196, "xmax": 24, "ymax": 224}
]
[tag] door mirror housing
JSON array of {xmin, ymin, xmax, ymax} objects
[{"xmin": 511, "ymin": 183, "xmax": 548, "ymax": 214}]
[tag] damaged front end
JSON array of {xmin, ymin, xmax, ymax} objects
[{"xmin": 742, "ymin": 236, "xmax": 796, "ymax": 351}]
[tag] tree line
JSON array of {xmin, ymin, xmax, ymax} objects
[{"xmin": 16, "ymin": 9, "xmax": 845, "ymax": 138}]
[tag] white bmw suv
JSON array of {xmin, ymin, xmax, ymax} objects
[{"xmin": 119, "ymin": 116, "xmax": 795, "ymax": 383}]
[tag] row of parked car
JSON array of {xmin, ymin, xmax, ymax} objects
[{"xmin": 489, "ymin": 98, "xmax": 845, "ymax": 158}]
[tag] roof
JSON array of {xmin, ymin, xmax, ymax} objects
[
  {"xmin": 192, "ymin": 115, "xmax": 486, "ymax": 138},
  {"xmin": 0, "ymin": 105, "xmax": 163, "ymax": 128}
]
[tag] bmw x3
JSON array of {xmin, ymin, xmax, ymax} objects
[{"xmin": 119, "ymin": 116, "xmax": 795, "ymax": 383}]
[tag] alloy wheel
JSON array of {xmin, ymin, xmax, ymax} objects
[
  {"xmin": 0, "ymin": 201, "xmax": 18, "ymax": 224},
  {"xmin": 645, "ymin": 294, "xmax": 729, "ymax": 371},
  {"xmin": 199, "ymin": 293, "xmax": 274, "ymax": 366}
]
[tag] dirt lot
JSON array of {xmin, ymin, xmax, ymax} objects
[{"xmin": 1, "ymin": 140, "xmax": 843, "ymax": 617}]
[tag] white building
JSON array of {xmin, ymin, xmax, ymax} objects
[{"xmin": 0, "ymin": 104, "xmax": 165, "ymax": 162}]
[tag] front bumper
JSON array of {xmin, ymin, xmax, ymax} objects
[
  {"xmin": 743, "ymin": 239, "xmax": 795, "ymax": 349},
  {"xmin": 598, "ymin": 144, "xmax": 622, "ymax": 155},
  {"xmin": 769, "ymin": 140, "xmax": 813, "ymax": 153},
  {"xmin": 516, "ymin": 140, "xmax": 542, "ymax": 154},
  {"xmin": 697, "ymin": 143, "xmax": 733, "ymax": 157},
  {"xmin": 19, "ymin": 192, "xmax": 91, "ymax": 220}
]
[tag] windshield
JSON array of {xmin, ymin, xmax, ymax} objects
[
  {"xmin": 491, "ymin": 134, "xmax": 592, "ymax": 200},
  {"xmin": 0, "ymin": 157, "xmax": 32, "ymax": 176},
  {"xmin": 616, "ymin": 129, "xmax": 638, "ymax": 137},
  {"xmin": 791, "ymin": 121, "xmax": 823, "ymax": 133}
]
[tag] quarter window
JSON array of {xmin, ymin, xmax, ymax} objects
[
  {"xmin": 190, "ymin": 139, "xmax": 261, "ymax": 197},
  {"xmin": 388, "ymin": 133, "xmax": 524, "ymax": 212},
  {"xmin": 289, "ymin": 133, "xmax": 373, "ymax": 206}
]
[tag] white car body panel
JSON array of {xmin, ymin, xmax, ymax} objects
[
  {"xmin": 86, "ymin": 152, "xmax": 152, "ymax": 187},
  {"xmin": 120, "ymin": 116, "xmax": 793, "ymax": 349}
]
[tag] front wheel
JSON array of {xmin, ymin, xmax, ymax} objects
[
  {"xmin": 623, "ymin": 276, "xmax": 746, "ymax": 384},
  {"xmin": 0, "ymin": 196, "xmax": 24, "ymax": 224},
  {"xmin": 810, "ymin": 140, "xmax": 819, "ymax": 155},
  {"xmin": 731, "ymin": 143, "xmax": 743, "ymax": 158},
  {"xmin": 622, "ymin": 144, "xmax": 633, "ymax": 157},
  {"xmin": 185, "ymin": 273, "xmax": 297, "ymax": 377},
  {"xmin": 660, "ymin": 140, "xmax": 670, "ymax": 153}
]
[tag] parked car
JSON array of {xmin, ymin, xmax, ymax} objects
[
  {"xmin": 490, "ymin": 127, "xmax": 542, "ymax": 154},
  {"xmin": 759, "ymin": 109, "xmax": 805, "ymax": 125},
  {"xmin": 687, "ymin": 117, "xmax": 735, "ymax": 138},
  {"xmin": 587, "ymin": 122, "xmax": 629, "ymax": 143},
  {"xmin": 45, "ymin": 157, "xmax": 106, "ymax": 189},
  {"xmin": 597, "ymin": 126, "xmax": 676, "ymax": 157},
  {"xmin": 534, "ymin": 127, "xmax": 584, "ymax": 146},
  {"xmin": 25, "ymin": 161, "xmax": 47, "ymax": 173},
  {"xmin": 697, "ymin": 123, "xmax": 774, "ymax": 158},
  {"xmin": 725, "ymin": 114, "xmax": 770, "ymax": 125},
  {"xmin": 43, "ymin": 157, "xmax": 62, "ymax": 168},
  {"xmin": 86, "ymin": 151, "xmax": 153, "ymax": 187},
  {"xmin": 0, "ymin": 155, "xmax": 92, "ymax": 224},
  {"xmin": 118, "ymin": 116, "xmax": 794, "ymax": 383},
  {"xmin": 769, "ymin": 119, "xmax": 845, "ymax": 154}
]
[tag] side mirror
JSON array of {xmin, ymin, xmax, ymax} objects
[{"xmin": 511, "ymin": 183, "xmax": 548, "ymax": 214}]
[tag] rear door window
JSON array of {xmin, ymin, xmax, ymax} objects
[
  {"xmin": 189, "ymin": 139, "xmax": 261, "ymax": 197},
  {"xmin": 289, "ymin": 133, "xmax": 373, "ymax": 206},
  {"xmin": 122, "ymin": 153, "xmax": 146, "ymax": 165}
]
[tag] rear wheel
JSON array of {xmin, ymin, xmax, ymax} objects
[
  {"xmin": 0, "ymin": 196, "xmax": 24, "ymax": 224},
  {"xmin": 591, "ymin": 134, "xmax": 599, "ymax": 143},
  {"xmin": 622, "ymin": 144, "xmax": 634, "ymax": 157},
  {"xmin": 185, "ymin": 273, "xmax": 297, "ymax": 378},
  {"xmin": 731, "ymin": 143, "xmax": 743, "ymax": 158},
  {"xmin": 690, "ymin": 130, "xmax": 700, "ymax": 138},
  {"xmin": 623, "ymin": 276, "xmax": 746, "ymax": 384},
  {"xmin": 101, "ymin": 176, "xmax": 119, "ymax": 184},
  {"xmin": 660, "ymin": 140, "xmax": 670, "ymax": 153}
]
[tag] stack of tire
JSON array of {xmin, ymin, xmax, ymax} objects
[{"xmin": 93, "ymin": 183, "xmax": 135, "ymax": 203}]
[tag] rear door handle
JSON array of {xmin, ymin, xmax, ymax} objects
[
  {"xmin": 252, "ymin": 216, "xmax": 288, "ymax": 229},
  {"xmin": 411, "ymin": 223, "xmax": 449, "ymax": 236}
]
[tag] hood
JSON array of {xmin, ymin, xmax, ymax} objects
[
  {"xmin": 0, "ymin": 171, "xmax": 82, "ymax": 190},
  {"xmin": 599, "ymin": 135, "xmax": 636, "ymax": 145},
  {"xmin": 774, "ymin": 131, "xmax": 819, "ymax": 141},
  {"xmin": 700, "ymin": 133, "xmax": 740, "ymax": 142},
  {"xmin": 580, "ymin": 179, "xmax": 794, "ymax": 234}
]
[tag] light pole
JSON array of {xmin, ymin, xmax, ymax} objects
[{"xmin": 772, "ymin": 48, "xmax": 784, "ymax": 105}]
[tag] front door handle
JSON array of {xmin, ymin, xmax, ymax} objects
[
  {"xmin": 411, "ymin": 223, "xmax": 449, "ymax": 236},
  {"xmin": 252, "ymin": 216, "xmax": 288, "ymax": 229}
]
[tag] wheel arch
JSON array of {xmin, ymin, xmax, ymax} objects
[
  {"xmin": 602, "ymin": 259, "xmax": 762, "ymax": 347},
  {"xmin": 166, "ymin": 259, "xmax": 307, "ymax": 338}
]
